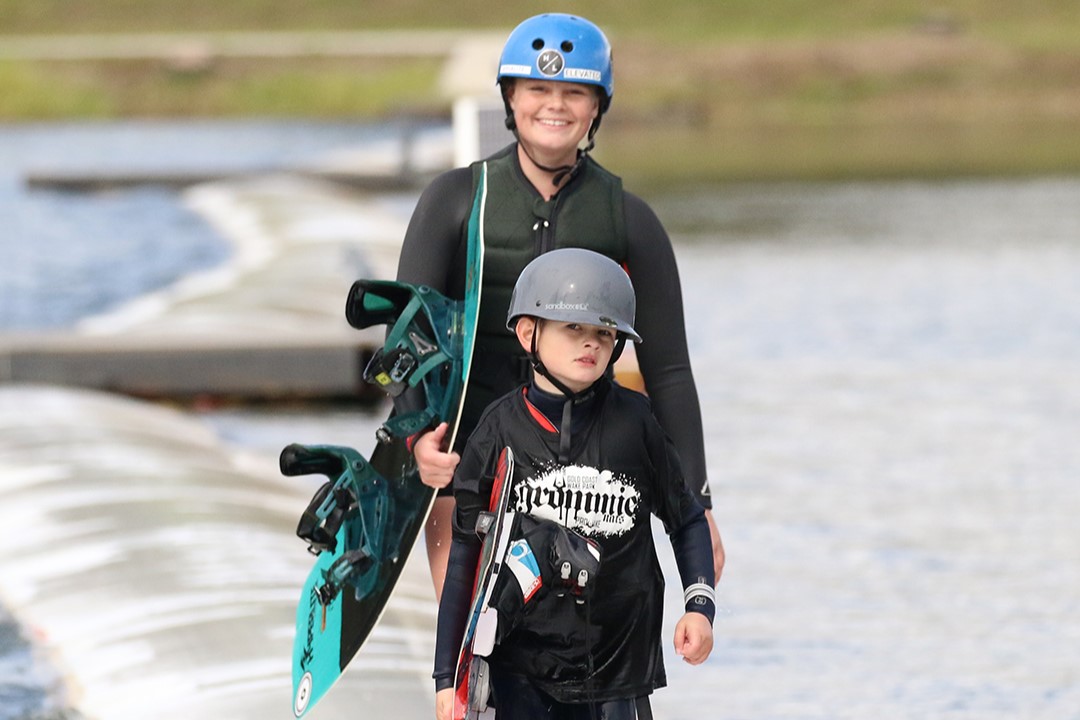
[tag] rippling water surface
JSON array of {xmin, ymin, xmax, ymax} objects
[{"xmin": 0, "ymin": 121, "xmax": 427, "ymax": 329}]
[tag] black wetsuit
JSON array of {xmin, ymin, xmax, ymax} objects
[
  {"xmin": 396, "ymin": 146, "xmax": 711, "ymax": 508},
  {"xmin": 434, "ymin": 379, "xmax": 714, "ymax": 714}
]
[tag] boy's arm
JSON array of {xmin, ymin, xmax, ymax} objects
[
  {"xmin": 648, "ymin": 417, "xmax": 717, "ymax": 619},
  {"xmin": 669, "ymin": 510, "xmax": 717, "ymax": 665},
  {"xmin": 432, "ymin": 434, "xmax": 493, "ymax": 692},
  {"xmin": 433, "ymin": 533, "xmax": 481, "ymax": 691},
  {"xmin": 669, "ymin": 510, "xmax": 717, "ymax": 624}
]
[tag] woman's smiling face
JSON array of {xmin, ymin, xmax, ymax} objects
[{"xmin": 507, "ymin": 79, "xmax": 600, "ymax": 167}]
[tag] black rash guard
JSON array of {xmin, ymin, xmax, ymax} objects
[
  {"xmin": 433, "ymin": 379, "xmax": 714, "ymax": 702},
  {"xmin": 396, "ymin": 149, "xmax": 711, "ymax": 507}
]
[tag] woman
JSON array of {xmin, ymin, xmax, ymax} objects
[{"xmin": 395, "ymin": 13, "xmax": 724, "ymax": 599}]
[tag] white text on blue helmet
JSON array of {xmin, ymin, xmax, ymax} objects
[
  {"xmin": 565, "ymin": 68, "xmax": 603, "ymax": 82},
  {"xmin": 500, "ymin": 64, "xmax": 533, "ymax": 76}
]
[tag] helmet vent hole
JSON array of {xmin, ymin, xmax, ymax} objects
[
  {"xmin": 561, "ymin": 41, "xmax": 574, "ymax": 52},
  {"xmin": 532, "ymin": 38, "xmax": 544, "ymax": 50}
]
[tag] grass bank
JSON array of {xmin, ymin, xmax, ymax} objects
[{"xmin": 3, "ymin": 0, "xmax": 1079, "ymax": 184}]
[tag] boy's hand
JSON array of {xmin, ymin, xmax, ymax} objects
[
  {"xmin": 435, "ymin": 687, "xmax": 453, "ymax": 720},
  {"xmin": 673, "ymin": 612, "xmax": 713, "ymax": 665},
  {"xmin": 415, "ymin": 422, "xmax": 460, "ymax": 489}
]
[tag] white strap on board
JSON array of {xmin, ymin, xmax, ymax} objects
[{"xmin": 473, "ymin": 609, "xmax": 499, "ymax": 657}]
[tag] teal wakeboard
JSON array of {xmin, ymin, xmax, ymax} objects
[{"xmin": 286, "ymin": 165, "xmax": 489, "ymax": 717}]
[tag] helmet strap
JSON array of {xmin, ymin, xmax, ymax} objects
[
  {"xmin": 610, "ymin": 335, "xmax": 626, "ymax": 365},
  {"xmin": 527, "ymin": 320, "xmax": 621, "ymax": 463},
  {"xmin": 528, "ymin": 321, "xmax": 583, "ymax": 462},
  {"xmin": 517, "ymin": 142, "xmax": 588, "ymax": 188},
  {"xmin": 500, "ymin": 80, "xmax": 597, "ymax": 188}
]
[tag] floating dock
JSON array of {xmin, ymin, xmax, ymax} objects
[
  {"xmin": 2, "ymin": 172, "xmax": 415, "ymax": 402},
  {"xmin": 0, "ymin": 330, "xmax": 380, "ymax": 401}
]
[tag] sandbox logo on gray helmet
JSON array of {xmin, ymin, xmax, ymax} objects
[{"xmin": 507, "ymin": 248, "xmax": 642, "ymax": 342}]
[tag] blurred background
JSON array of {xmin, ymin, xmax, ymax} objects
[
  {"xmin": 2, "ymin": 2, "xmax": 1079, "ymax": 720},
  {"xmin": 4, "ymin": 0, "xmax": 1080, "ymax": 183}
]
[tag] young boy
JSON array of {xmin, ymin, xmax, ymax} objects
[{"xmin": 434, "ymin": 248, "xmax": 716, "ymax": 720}]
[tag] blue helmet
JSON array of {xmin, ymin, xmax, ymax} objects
[{"xmin": 497, "ymin": 13, "xmax": 614, "ymax": 114}]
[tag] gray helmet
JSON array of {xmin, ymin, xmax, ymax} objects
[{"xmin": 507, "ymin": 248, "xmax": 641, "ymax": 343}]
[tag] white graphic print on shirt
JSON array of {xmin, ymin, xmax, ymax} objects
[{"xmin": 513, "ymin": 464, "xmax": 640, "ymax": 538}]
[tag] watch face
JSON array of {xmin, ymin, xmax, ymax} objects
[{"xmin": 537, "ymin": 50, "xmax": 565, "ymax": 77}]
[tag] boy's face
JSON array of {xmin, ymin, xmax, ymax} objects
[{"xmin": 516, "ymin": 318, "xmax": 616, "ymax": 394}]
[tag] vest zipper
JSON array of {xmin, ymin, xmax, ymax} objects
[
  {"xmin": 532, "ymin": 218, "xmax": 551, "ymax": 256},
  {"xmin": 532, "ymin": 195, "xmax": 561, "ymax": 256}
]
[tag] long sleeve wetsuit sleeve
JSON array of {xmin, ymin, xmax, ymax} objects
[
  {"xmin": 669, "ymin": 511, "xmax": 716, "ymax": 623},
  {"xmin": 623, "ymin": 192, "xmax": 711, "ymax": 508},
  {"xmin": 396, "ymin": 167, "xmax": 473, "ymax": 295},
  {"xmin": 648, "ymin": 410, "xmax": 716, "ymax": 621},
  {"xmin": 433, "ymin": 534, "xmax": 481, "ymax": 691},
  {"xmin": 433, "ymin": 447, "xmax": 490, "ymax": 691}
]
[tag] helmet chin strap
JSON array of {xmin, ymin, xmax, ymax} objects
[
  {"xmin": 529, "ymin": 321, "xmax": 581, "ymax": 463},
  {"xmin": 515, "ymin": 133, "xmax": 592, "ymax": 187},
  {"xmin": 502, "ymin": 102, "xmax": 600, "ymax": 187},
  {"xmin": 528, "ymin": 320, "xmax": 621, "ymax": 463}
]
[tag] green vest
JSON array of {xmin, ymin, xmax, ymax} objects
[{"xmin": 468, "ymin": 148, "xmax": 628, "ymax": 358}]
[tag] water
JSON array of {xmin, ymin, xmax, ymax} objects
[
  {"xmin": 653, "ymin": 179, "xmax": 1080, "ymax": 363},
  {"xmin": 0, "ymin": 120, "xmax": 414, "ymax": 719},
  {"xmin": 653, "ymin": 181, "xmax": 1080, "ymax": 719},
  {"xmin": 0, "ymin": 604, "xmax": 73, "ymax": 720},
  {"xmin": 3, "ymin": 122, "xmax": 1080, "ymax": 719},
  {"xmin": 0, "ymin": 385, "xmax": 422, "ymax": 720},
  {"xmin": 0, "ymin": 120, "xmax": 433, "ymax": 329}
]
